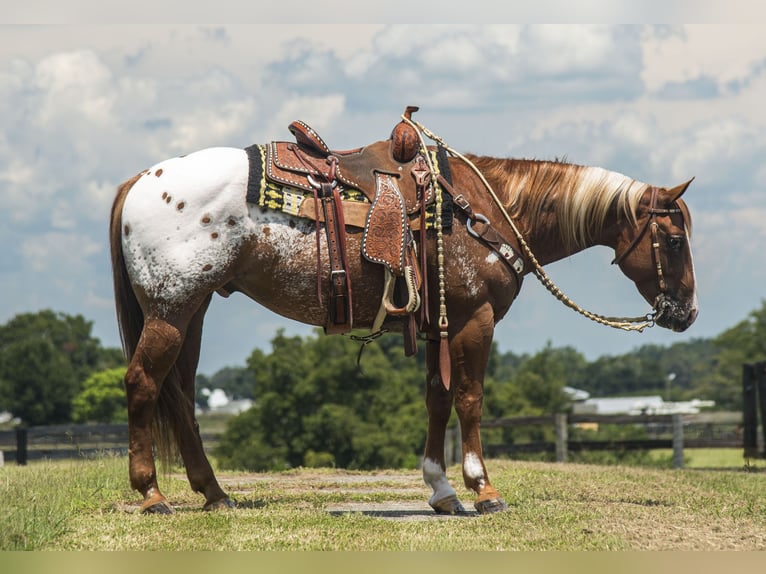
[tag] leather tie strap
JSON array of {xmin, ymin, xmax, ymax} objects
[{"xmin": 320, "ymin": 182, "xmax": 353, "ymax": 334}]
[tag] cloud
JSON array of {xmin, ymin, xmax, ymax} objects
[
  {"xmin": 34, "ymin": 50, "xmax": 115, "ymax": 126},
  {"xmin": 265, "ymin": 94, "xmax": 347, "ymax": 139},
  {"xmin": 21, "ymin": 231, "xmax": 101, "ymax": 274},
  {"xmin": 669, "ymin": 117, "xmax": 765, "ymax": 187},
  {"xmin": 642, "ymin": 25, "xmax": 766, "ymax": 95},
  {"xmin": 265, "ymin": 25, "xmax": 644, "ymax": 113}
]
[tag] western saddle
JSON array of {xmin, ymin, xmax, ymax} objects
[{"xmin": 245, "ymin": 106, "xmax": 449, "ymax": 355}]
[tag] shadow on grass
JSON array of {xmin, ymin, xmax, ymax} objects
[{"xmin": 327, "ymin": 509, "xmax": 478, "ymax": 519}]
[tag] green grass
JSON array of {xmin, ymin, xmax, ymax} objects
[
  {"xmin": 649, "ymin": 447, "xmax": 766, "ymax": 469},
  {"xmin": 1, "ymin": 454, "xmax": 764, "ymax": 550}
]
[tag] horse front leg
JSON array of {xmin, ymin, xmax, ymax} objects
[
  {"xmin": 452, "ymin": 305, "xmax": 508, "ymax": 514},
  {"xmin": 422, "ymin": 340, "xmax": 466, "ymax": 514}
]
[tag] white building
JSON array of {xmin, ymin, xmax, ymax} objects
[{"xmin": 572, "ymin": 394, "xmax": 715, "ymax": 416}]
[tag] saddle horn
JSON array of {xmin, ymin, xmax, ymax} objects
[{"xmin": 391, "ymin": 105, "xmax": 421, "ymax": 163}]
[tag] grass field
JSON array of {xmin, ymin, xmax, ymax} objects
[
  {"xmin": 1, "ymin": 452, "xmax": 764, "ymax": 551},
  {"xmin": 651, "ymin": 447, "xmax": 766, "ymax": 469}
]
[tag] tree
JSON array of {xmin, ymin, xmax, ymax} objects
[
  {"xmin": 72, "ymin": 367, "xmax": 128, "ymax": 423},
  {"xmin": 515, "ymin": 343, "xmax": 585, "ymax": 413},
  {"xmin": 0, "ymin": 337, "xmax": 78, "ymax": 425},
  {"xmin": 709, "ymin": 299, "xmax": 766, "ymax": 409},
  {"xmin": 216, "ymin": 329, "xmax": 426, "ymax": 471},
  {"xmin": 0, "ymin": 310, "xmax": 124, "ymax": 425}
]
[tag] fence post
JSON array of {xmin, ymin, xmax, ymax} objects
[
  {"xmin": 445, "ymin": 421, "xmax": 461, "ymax": 467},
  {"xmin": 672, "ymin": 414, "xmax": 684, "ymax": 469},
  {"xmin": 444, "ymin": 425, "xmax": 453, "ymax": 466},
  {"xmin": 743, "ymin": 363, "xmax": 759, "ymax": 458},
  {"xmin": 555, "ymin": 413, "xmax": 568, "ymax": 463},
  {"xmin": 755, "ymin": 361, "xmax": 766, "ymax": 457},
  {"xmin": 16, "ymin": 427, "xmax": 28, "ymax": 466}
]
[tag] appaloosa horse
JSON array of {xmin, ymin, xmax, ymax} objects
[{"xmin": 109, "ymin": 109, "xmax": 697, "ymax": 515}]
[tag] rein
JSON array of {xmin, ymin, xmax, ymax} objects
[{"xmin": 401, "ymin": 115, "xmax": 662, "ymax": 333}]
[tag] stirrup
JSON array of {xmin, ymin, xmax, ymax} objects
[{"xmin": 371, "ymin": 267, "xmax": 421, "ymax": 332}]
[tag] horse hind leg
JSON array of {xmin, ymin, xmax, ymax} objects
[
  {"xmin": 125, "ymin": 316, "xmax": 186, "ymax": 514},
  {"xmin": 173, "ymin": 296, "xmax": 234, "ymax": 511}
]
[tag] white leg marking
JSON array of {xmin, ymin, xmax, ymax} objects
[
  {"xmin": 422, "ymin": 458, "xmax": 456, "ymax": 505},
  {"xmin": 463, "ymin": 451, "xmax": 486, "ymax": 489}
]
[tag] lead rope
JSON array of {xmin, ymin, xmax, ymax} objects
[{"xmin": 401, "ymin": 114, "xmax": 657, "ymax": 333}]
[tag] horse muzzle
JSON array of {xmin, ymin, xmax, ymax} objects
[{"xmin": 653, "ymin": 294, "xmax": 698, "ymax": 332}]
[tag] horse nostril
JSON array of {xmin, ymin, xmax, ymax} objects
[{"xmin": 687, "ymin": 307, "xmax": 699, "ymax": 326}]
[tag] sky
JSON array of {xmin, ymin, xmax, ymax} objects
[{"xmin": 2, "ymin": 15, "xmax": 766, "ymax": 376}]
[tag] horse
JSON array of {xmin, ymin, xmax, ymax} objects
[{"xmin": 109, "ymin": 111, "xmax": 698, "ymax": 515}]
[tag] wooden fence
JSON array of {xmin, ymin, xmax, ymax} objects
[
  {"xmin": 0, "ymin": 423, "xmax": 220, "ymax": 466},
  {"xmin": 445, "ymin": 411, "xmax": 753, "ymax": 469},
  {"xmin": 0, "ymin": 414, "xmax": 755, "ymax": 468}
]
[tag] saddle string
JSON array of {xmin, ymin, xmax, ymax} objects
[
  {"xmin": 350, "ymin": 328, "xmax": 390, "ymax": 369},
  {"xmin": 400, "ymin": 115, "xmax": 657, "ymax": 333}
]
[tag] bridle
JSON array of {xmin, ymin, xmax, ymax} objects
[{"xmin": 611, "ymin": 186, "xmax": 684, "ymax": 320}]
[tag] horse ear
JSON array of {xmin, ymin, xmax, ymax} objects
[{"xmin": 667, "ymin": 177, "xmax": 695, "ymax": 201}]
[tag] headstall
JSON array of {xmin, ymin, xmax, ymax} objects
[{"xmin": 611, "ymin": 186, "xmax": 684, "ymax": 320}]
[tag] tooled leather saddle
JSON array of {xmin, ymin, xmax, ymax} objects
[{"xmin": 245, "ymin": 106, "xmax": 452, "ymax": 353}]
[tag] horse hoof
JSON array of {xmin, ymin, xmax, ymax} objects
[
  {"xmin": 474, "ymin": 497, "xmax": 508, "ymax": 514},
  {"xmin": 204, "ymin": 497, "xmax": 236, "ymax": 511},
  {"xmin": 141, "ymin": 501, "xmax": 175, "ymax": 515},
  {"xmin": 430, "ymin": 494, "xmax": 466, "ymax": 515}
]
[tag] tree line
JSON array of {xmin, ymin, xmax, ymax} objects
[{"xmin": 1, "ymin": 303, "xmax": 765, "ymax": 468}]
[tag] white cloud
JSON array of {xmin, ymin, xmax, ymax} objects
[
  {"xmin": 168, "ymin": 99, "xmax": 258, "ymax": 153},
  {"xmin": 669, "ymin": 117, "xmax": 763, "ymax": 185},
  {"xmin": 21, "ymin": 232, "xmax": 101, "ymax": 274},
  {"xmin": 34, "ymin": 50, "xmax": 115, "ymax": 126},
  {"xmin": 642, "ymin": 25, "xmax": 766, "ymax": 94},
  {"xmin": 521, "ymin": 25, "xmax": 617, "ymax": 75},
  {"xmin": 267, "ymin": 95, "xmax": 346, "ymax": 139}
]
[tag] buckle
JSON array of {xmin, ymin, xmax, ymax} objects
[{"xmin": 453, "ymin": 193, "xmax": 471, "ymax": 211}]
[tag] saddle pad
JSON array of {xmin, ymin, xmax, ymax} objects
[
  {"xmin": 245, "ymin": 144, "xmax": 366, "ymax": 208},
  {"xmin": 362, "ymin": 173, "xmax": 408, "ymax": 275}
]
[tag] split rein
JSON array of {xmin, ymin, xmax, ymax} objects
[{"xmin": 401, "ymin": 115, "xmax": 663, "ymax": 333}]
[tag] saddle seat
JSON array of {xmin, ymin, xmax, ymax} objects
[{"xmin": 266, "ymin": 126, "xmax": 433, "ymax": 216}]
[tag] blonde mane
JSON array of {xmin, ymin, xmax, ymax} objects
[{"xmin": 466, "ymin": 156, "xmax": 650, "ymax": 251}]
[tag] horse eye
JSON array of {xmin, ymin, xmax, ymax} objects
[{"xmin": 667, "ymin": 235, "xmax": 684, "ymax": 250}]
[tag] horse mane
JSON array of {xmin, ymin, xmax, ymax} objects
[{"xmin": 466, "ymin": 155, "xmax": 650, "ymax": 251}]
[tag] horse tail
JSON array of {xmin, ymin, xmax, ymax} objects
[
  {"xmin": 110, "ymin": 172, "xmax": 144, "ymax": 363},
  {"xmin": 110, "ymin": 173, "xmax": 192, "ymax": 469}
]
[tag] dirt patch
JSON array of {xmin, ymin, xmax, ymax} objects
[
  {"xmin": 326, "ymin": 500, "xmax": 477, "ymax": 520},
  {"xmin": 156, "ymin": 469, "xmax": 465, "ymax": 520}
]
